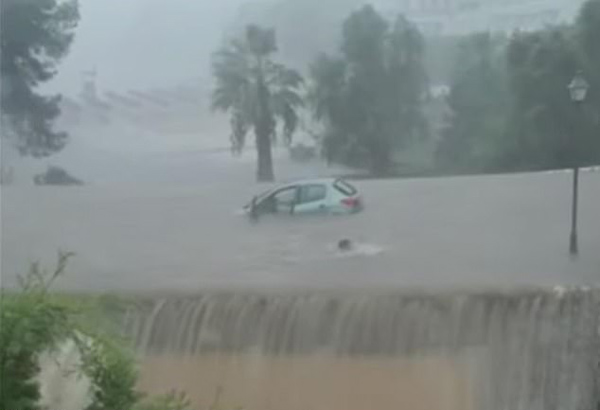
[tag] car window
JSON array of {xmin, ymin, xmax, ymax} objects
[
  {"xmin": 272, "ymin": 187, "xmax": 297, "ymax": 205},
  {"xmin": 333, "ymin": 179, "xmax": 357, "ymax": 196},
  {"xmin": 298, "ymin": 184, "xmax": 327, "ymax": 204}
]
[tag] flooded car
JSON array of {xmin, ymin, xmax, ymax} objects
[{"xmin": 244, "ymin": 178, "xmax": 363, "ymax": 217}]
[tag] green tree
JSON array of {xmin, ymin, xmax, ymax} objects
[
  {"xmin": 437, "ymin": 33, "xmax": 510, "ymax": 173},
  {"xmin": 424, "ymin": 35, "xmax": 460, "ymax": 86},
  {"xmin": 506, "ymin": 27, "xmax": 598, "ymax": 169},
  {"xmin": 232, "ymin": 0, "xmax": 362, "ymax": 68},
  {"xmin": 309, "ymin": 6, "xmax": 428, "ymax": 175},
  {"xmin": 308, "ymin": 54, "xmax": 349, "ymax": 165},
  {"xmin": 576, "ymin": 0, "xmax": 600, "ymax": 140},
  {"xmin": 439, "ymin": 0, "xmax": 600, "ymax": 175},
  {"xmin": 211, "ymin": 25, "xmax": 304, "ymax": 182},
  {"xmin": 577, "ymin": 0, "xmax": 600, "ymax": 80},
  {"xmin": 0, "ymin": 0, "xmax": 79, "ymax": 157}
]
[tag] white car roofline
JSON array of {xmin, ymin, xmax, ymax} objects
[{"xmin": 276, "ymin": 177, "xmax": 341, "ymax": 186}]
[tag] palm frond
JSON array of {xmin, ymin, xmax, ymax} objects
[
  {"xmin": 211, "ymin": 40, "xmax": 252, "ymax": 112},
  {"xmin": 271, "ymin": 89, "xmax": 301, "ymax": 144},
  {"xmin": 230, "ymin": 108, "xmax": 249, "ymax": 155},
  {"xmin": 211, "ymin": 25, "xmax": 305, "ymax": 153},
  {"xmin": 266, "ymin": 62, "xmax": 304, "ymax": 88},
  {"xmin": 272, "ymin": 88, "xmax": 304, "ymax": 108},
  {"xmin": 246, "ymin": 25, "xmax": 277, "ymax": 57},
  {"xmin": 281, "ymin": 103, "xmax": 299, "ymax": 144}
]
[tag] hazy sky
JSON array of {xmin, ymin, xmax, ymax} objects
[
  {"xmin": 47, "ymin": 0, "xmax": 583, "ymax": 97},
  {"xmin": 50, "ymin": 0, "xmax": 251, "ymax": 96}
]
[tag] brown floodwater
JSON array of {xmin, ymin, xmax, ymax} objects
[
  {"xmin": 138, "ymin": 353, "xmax": 476, "ymax": 410},
  {"xmin": 2, "ymin": 168, "xmax": 600, "ymax": 291}
]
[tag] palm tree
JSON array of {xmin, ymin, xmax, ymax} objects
[{"xmin": 211, "ymin": 25, "xmax": 304, "ymax": 182}]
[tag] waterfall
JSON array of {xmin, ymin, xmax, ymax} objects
[{"xmin": 121, "ymin": 288, "xmax": 599, "ymax": 410}]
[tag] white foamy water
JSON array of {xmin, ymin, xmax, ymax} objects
[
  {"xmin": 333, "ymin": 241, "xmax": 385, "ymax": 257},
  {"xmin": 37, "ymin": 340, "xmax": 92, "ymax": 410}
]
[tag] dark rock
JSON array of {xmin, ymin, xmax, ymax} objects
[{"xmin": 34, "ymin": 166, "xmax": 83, "ymax": 186}]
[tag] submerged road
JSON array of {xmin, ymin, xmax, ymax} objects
[{"xmin": 2, "ymin": 152, "xmax": 599, "ymax": 292}]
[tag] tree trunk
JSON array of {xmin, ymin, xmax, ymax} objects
[
  {"xmin": 255, "ymin": 66, "xmax": 274, "ymax": 182},
  {"xmin": 255, "ymin": 127, "xmax": 274, "ymax": 182},
  {"xmin": 369, "ymin": 138, "xmax": 391, "ymax": 177}
]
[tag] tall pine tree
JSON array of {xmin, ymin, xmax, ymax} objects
[{"xmin": 1, "ymin": 0, "xmax": 79, "ymax": 157}]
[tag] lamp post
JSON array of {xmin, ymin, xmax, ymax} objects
[{"xmin": 567, "ymin": 71, "xmax": 589, "ymax": 257}]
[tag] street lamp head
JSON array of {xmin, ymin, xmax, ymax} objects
[{"xmin": 568, "ymin": 71, "xmax": 589, "ymax": 103}]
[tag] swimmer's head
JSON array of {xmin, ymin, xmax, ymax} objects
[{"xmin": 338, "ymin": 239, "xmax": 352, "ymax": 251}]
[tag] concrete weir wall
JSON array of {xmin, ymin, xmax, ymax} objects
[{"xmin": 121, "ymin": 288, "xmax": 600, "ymax": 410}]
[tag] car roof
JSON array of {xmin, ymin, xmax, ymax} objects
[
  {"xmin": 280, "ymin": 177, "xmax": 340, "ymax": 187},
  {"xmin": 252, "ymin": 178, "xmax": 356, "ymax": 200},
  {"xmin": 268, "ymin": 178, "xmax": 338, "ymax": 191}
]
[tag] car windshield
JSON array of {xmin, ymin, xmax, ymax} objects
[{"xmin": 3, "ymin": 0, "xmax": 600, "ymax": 409}]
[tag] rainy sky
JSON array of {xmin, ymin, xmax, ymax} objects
[
  {"xmin": 49, "ymin": 0, "xmax": 250, "ymax": 96},
  {"xmin": 47, "ymin": 0, "xmax": 583, "ymax": 97},
  {"xmin": 48, "ymin": 0, "xmax": 582, "ymax": 97}
]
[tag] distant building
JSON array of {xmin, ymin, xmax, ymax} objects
[{"xmin": 381, "ymin": 0, "xmax": 587, "ymax": 35}]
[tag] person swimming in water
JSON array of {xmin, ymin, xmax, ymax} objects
[{"xmin": 338, "ymin": 239, "xmax": 353, "ymax": 251}]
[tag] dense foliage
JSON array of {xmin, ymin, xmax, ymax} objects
[
  {"xmin": 436, "ymin": 33, "xmax": 510, "ymax": 172},
  {"xmin": 0, "ymin": 253, "xmax": 76, "ymax": 410},
  {"xmin": 438, "ymin": 0, "xmax": 600, "ymax": 174},
  {"xmin": 0, "ymin": 253, "xmax": 193, "ymax": 410},
  {"xmin": 0, "ymin": 0, "xmax": 79, "ymax": 157},
  {"xmin": 233, "ymin": 0, "xmax": 600, "ymax": 176},
  {"xmin": 309, "ymin": 5, "xmax": 428, "ymax": 175}
]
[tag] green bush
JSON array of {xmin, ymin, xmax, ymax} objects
[
  {"xmin": 80, "ymin": 336, "xmax": 141, "ymax": 410},
  {"xmin": 0, "ymin": 252, "xmax": 193, "ymax": 410},
  {"xmin": 0, "ymin": 252, "xmax": 77, "ymax": 410}
]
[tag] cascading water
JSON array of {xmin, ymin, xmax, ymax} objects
[
  {"xmin": 121, "ymin": 288, "xmax": 599, "ymax": 410},
  {"xmin": 37, "ymin": 339, "xmax": 92, "ymax": 410}
]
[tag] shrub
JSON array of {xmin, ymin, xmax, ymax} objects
[
  {"xmin": 0, "ymin": 252, "xmax": 77, "ymax": 410},
  {"xmin": 0, "ymin": 252, "xmax": 193, "ymax": 410}
]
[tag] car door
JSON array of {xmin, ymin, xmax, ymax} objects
[
  {"xmin": 294, "ymin": 184, "xmax": 328, "ymax": 215},
  {"xmin": 259, "ymin": 186, "xmax": 298, "ymax": 215}
]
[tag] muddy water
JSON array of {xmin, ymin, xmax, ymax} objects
[
  {"xmin": 2, "ymin": 170, "xmax": 600, "ymax": 291},
  {"xmin": 138, "ymin": 354, "xmax": 476, "ymax": 410},
  {"xmin": 123, "ymin": 290, "xmax": 599, "ymax": 410},
  {"xmin": 6, "ymin": 152, "xmax": 600, "ymax": 408}
]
